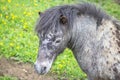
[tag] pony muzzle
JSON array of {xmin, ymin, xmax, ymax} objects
[{"xmin": 34, "ymin": 61, "xmax": 51, "ymax": 75}]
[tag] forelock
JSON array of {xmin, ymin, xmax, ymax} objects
[{"xmin": 35, "ymin": 3, "xmax": 111, "ymax": 35}]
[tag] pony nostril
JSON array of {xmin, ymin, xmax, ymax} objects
[
  {"xmin": 43, "ymin": 66, "xmax": 46, "ymax": 71},
  {"xmin": 41, "ymin": 66, "xmax": 47, "ymax": 73}
]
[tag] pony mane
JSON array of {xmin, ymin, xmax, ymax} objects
[{"xmin": 35, "ymin": 3, "xmax": 110, "ymax": 33}]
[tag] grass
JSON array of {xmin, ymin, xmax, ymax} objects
[
  {"xmin": 0, "ymin": 0, "xmax": 120, "ymax": 80},
  {"xmin": 0, "ymin": 76, "xmax": 17, "ymax": 80}
]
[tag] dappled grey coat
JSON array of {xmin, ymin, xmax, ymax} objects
[{"xmin": 35, "ymin": 3, "xmax": 120, "ymax": 80}]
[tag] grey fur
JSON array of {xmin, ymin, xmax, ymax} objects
[{"xmin": 35, "ymin": 3, "xmax": 120, "ymax": 80}]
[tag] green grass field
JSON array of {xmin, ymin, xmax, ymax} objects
[{"xmin": 0, "ymin": 0, "xmax": 120, "ymax": 80}]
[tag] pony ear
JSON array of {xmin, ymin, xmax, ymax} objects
[
  {"xmin": 38, "ymin": 11, "xmax": 43, "ymax": 16},
  {"xmin": 60, "ymin": 15, "xmax": 67, "ymax": 24}
]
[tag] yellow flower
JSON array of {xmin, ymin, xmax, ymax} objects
[
  {"xmin": 11, "ymin": 13, "xmax": 16, "ymax": 20},
  {"xmin": 2, "ymin": 20, "xmax": 6, "ymax": 24},
  {"xmin": 34, "ymin": 3, "xmax": 38, "ymax": 6},
  {"xmin": 16, "ymin": 46, "xmax": 20, "ymax": 50},
  {"xmin": 20, "ymin": 19, "xmax": 24, "ymax": 23},
  {"xmin": 0, "ymin": 14, "xmax": 2, "ymax": 17},
  {"xmin": 27, "ymin": 12, "xmax": 31, "ymax": 16},
  {"xmin": 16, "ymin": 4, "xmax": 19, "ymax": 7},
  {"xmin": 2, "ymin": 6, "xmax": 6, "ymax": 10},
  {"xmin": 0, "ymin": 42, "xmax": 3, "ymax": 46},
  {"xmin": 24, "ymin": 22, "xmax": 27, "ymax": 25},
  {"xmin": 6, "ymin": 15, "xmax": 8, "ymax": 19},
  {"xmin": 23, "ymin": 25, "xmax": 28, "ymax": 29},
  {"xmin": 58, "ymin": 64, "xmax": 63, "ymax": 69},
  {"xmin": 12, "ymin": 16, "xmax": 15, "ymax": 20},
  {"xmin": 23, "ymin": 11, "xmax": 26, "ymax": 15},
  {"xmin": 23, "ymin": 22, "xmax": 28, "ymax": 29},
  {"xmin": 19, "ymin": 34, "xmax": 22, "ymax": 37},
  {"xmin": 10, "ymin": 43, "xmax": 14, "ymax": 47},
  {"xmin": 8, "ymin": 0, "xmax": 11, "ymax": 3},
  {"xmin": 36, "ymin": 48, "xmax": 38, "ymax": 52},
  {"xmin": 23, "ymin": 11, "xmax": 32, "ymax": 16},
  {"xmin": 19, "ymin": 32, "xmax": 23, "ymax": 37}
]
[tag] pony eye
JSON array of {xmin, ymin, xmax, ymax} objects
[{"xmin": 55, "ymin": 39, "xmax": 61, "ymax": 43}]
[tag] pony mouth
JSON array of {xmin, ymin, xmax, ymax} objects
[{"xmin": 36, "ymin": 70, "xmax": 47, "ymax": 75}]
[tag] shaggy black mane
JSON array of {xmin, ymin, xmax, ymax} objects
[{"xmin": 35, "ymin": 3, "xmax": 110, "ymax": 33}]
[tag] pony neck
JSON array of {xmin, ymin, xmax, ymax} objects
[{"xmin": 67, "ymin": 15, "xmax": 97, "ymax": 54}]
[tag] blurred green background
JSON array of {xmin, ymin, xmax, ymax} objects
[{"xmin": 0, "ymin": 0, "xmax": 120, "ymax": 80}]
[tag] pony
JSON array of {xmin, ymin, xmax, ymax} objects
[{"xmin": 34, "ymin": 3, "xmax": 120, "ymax": 80}]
